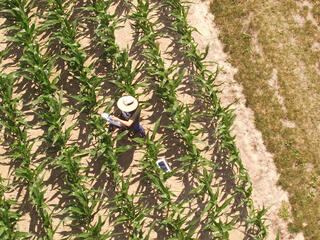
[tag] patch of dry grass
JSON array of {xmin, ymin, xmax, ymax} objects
[{"xmin": 210, "ymin": 0, "xmax": 320, "ymax": 239}]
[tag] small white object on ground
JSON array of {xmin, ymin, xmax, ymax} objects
[{"xmin": 156, "ymin": 158, "xmax": 171, "ymax": 172}]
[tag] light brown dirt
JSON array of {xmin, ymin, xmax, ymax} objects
[{"xmin": 187, "ymin": 0, "xmax": 304, "ymax": 239}]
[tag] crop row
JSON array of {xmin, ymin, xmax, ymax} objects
[
  {"xmin": 164, "ymin": 0, "xmax": 268, "ymax": 238},
  {"xmin": 0, "ymin": 46, "xmax": 28, "ymax": 238},
  {"xmin": 84, "ymin": 1, "xmax": 153, "ymax": 238},
  {"xmin": 0, "ymin": 0, "xmax": 62, "ymax": 237}
]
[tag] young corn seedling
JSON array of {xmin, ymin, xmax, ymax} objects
[
  {"xmin": 0, "ymin": 0, "xmax": 35, "ymax": 46},
  {"xmin": 246, "ymin": 206, "xmax": 269, "ymax": 240},
  {"xmin": 67, "ymin": 184, "xmax": 99, "ymax": 228},
  {"xmin": 109, "ymin": 173, "xmax": 151, "ymax": 239},
  {"xmin": 54, "ymin": 145, "xmax": 106, "ymax": 236},
  {"xmin": 73, "ymin": 216, "xmax": 111, "ymax": 240},
  {"xmin": 29, "ymin": 171, "xmax": 58, "ymax": 239},
  {"xmin": 159, "ymin": 192, "xmax": 200, "ymax": 239},
  {"xmin": 110, "ymin": 49, "xmax": 143, "ymax": 97},
  {"xmin": 0, "ymin": 73, "xmax": 33, "ymax": 165},
  {"xmin": 31, "ymin": 90, "xmax": 75, "ymax": 151},
  {"xmin": 0, "ymin": 176, "xmax": 28, "ymax": 239},
  {"xmin": 130, "ymin": 0, "xmax": 160, "ymax": 34},
  {"xmin": 83, "ymin": 0, "xmax": 122, "ymax": 65},
  {"xmin": 193, "ymin": 168, "xmax": 236, "ymax": 239}
]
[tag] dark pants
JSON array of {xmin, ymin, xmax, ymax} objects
[{"xmin": 130, "ymin": 121, "xmax": 146, "ymax": 138}]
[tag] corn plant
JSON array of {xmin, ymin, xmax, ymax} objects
[
  {"xmin": 160, "ymin": 199, "xmax": 198, "ymax": 240},
  {"xmin": 134, "ymin": 118, "xmax": 176, "ymax": 213},
  {"xmin": 29, "ymin": 172, "xmax": 58, "ymax": 239},
  {"xmin": 108, "ymin": 173, "xmax": 151, "ymax": 239},
  {"xmin": 0, "ymin": 0, "xmax": 35, "ymax": 46},
  {"xmin": 0, "ymin": 73, "xmax": 33, "ymax": 165},
  {"xmin": 83, "ymin": 0, "xmax": 122, "ymax": 66},
  {"xmin": 110, "ymin": 49, "xmax": 144, "ymax": 97},
  {"xmin": 73, "ymin": 216, "xmax": 110, "ymax": 240},
  {"xmin": 53, "ymin": 145, "xmax": 109, "ymax": 238},
  {"xmin": 0, "ymin": 176, "xmax": 28, "ymax": 239},
  {"xmin": 68, "ymin": 184, "xmax": 99, "ymax": 227},
  {"xmin": 246, "ymin": 206, "xmax": 269, "ymax": 240},
  {"xmin": 89, "ymin": 115, "xmax": 131, "ymax": 185},
  {"xmin": 199, "ymin": 170, "xmax": 237, "ymax": 239},
  {"xmin": 31, "ymin": 91, "xmax": 75, "ymax": 151}
]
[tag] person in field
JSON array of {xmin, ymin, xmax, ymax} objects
[{"xmin": 101, "ymin": 96, "xmax": 146, "ymax": 138}]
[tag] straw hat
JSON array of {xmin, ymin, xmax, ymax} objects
[{"xmin": 117, "ymin": 96, "xmax": 138, "ymax": 112}]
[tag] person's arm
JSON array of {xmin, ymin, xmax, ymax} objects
[
  {"xmin": 112, "ymin": 108, "xmax": 139, "ymax": 127},
  {"xmin": 111, "ymin": 116, "xmax": 133, "ymax": 127}
]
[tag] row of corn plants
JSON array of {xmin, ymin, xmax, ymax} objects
[
  {"xmin": 82, "ymin": 0, "xmax": 135, "ymax": 179},
  {"xmin": 129, "ymin": 0, "xmax": 239, "ymax": 238},
  {"xmin": 40, "ymin": 0, "xmax": 104, "ymax": 114},
  {"xmin": 41, "ymin": 0, "xmax": 130, "ymax": 185},
  {"xmin": 0, "ymin": 50, "xmax": 29, "ymax": 239},
  {"xmin": 84, "ymin": 1, "xmax": 156, "ymax": 238},
  {"xmin": 127, "ymin": 1, "xmax": 199, "ymax": 237},
  {"xmin": 130, "ymin": 0, "xmax": 203, "ymax": 171},
  {"xmin": 134, "ymin": 119, "xmax": 200, "ymax": 239},
  {"xmin": 0, "ymin": 176, "xmax": 28, "ymax": 239},
  {"xmin": 163, "ymin": 0, "xmax": 268, "ymax": 238},
  {"xmin": 83, "ymin": 0, "xmax": 144, "ymax": 98},
  {"xmin": 0, "ymin": 0, "xmax": 63, "ymax": 237},
  {"xmin": 0, "ymin": 72, "xmax": 56, "ymax": 239},
  {"xmin": 36, "ymin": 0, "xmax": 117, "ymax": 238}
]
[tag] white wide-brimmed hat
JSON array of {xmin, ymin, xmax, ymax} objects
[{"xmin": 117, "ymin": 96, "xmax": 138, "ymax": 112}]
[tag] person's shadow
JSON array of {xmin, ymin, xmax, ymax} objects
[{"xmin": 113, "ymin": 130, "xmax": 137, "ymax": 172}]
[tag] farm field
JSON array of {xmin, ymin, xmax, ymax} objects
[{"xmin": 0, "ymin": 0, "xmax": 307, "ymax": 239}]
